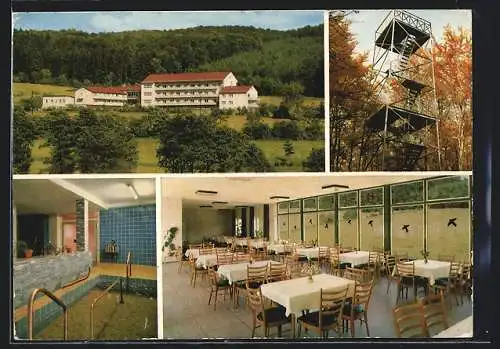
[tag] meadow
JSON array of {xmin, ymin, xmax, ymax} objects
[{"xmin": 29, "ymin": 138, "xmax": 324, "ymax": 174}]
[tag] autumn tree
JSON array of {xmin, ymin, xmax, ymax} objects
[
  {"xmin": 433, "ymin": 26, "xmax": 472, "ymax": 170},
  {"xmin": 329, "ymin": 11, "xmax": 376, "ymax": 171}
]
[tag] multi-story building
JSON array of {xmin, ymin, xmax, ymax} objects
[
  {"xmin": 41, "ymin": 96, "xmax": 75, "ymax": 109},
  {"xmin": 74, "ymin": 85, "xmax": 141, "ymax": 107},
  {"xmin": 140, "ymin": 71, "xmax": 258, "ymax": 109},
  {"xmin": 219, "ymin": 85, "xmax": 259, "ymax": 110}
]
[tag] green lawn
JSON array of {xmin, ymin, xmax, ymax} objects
[
  {"xmin": 29, "ymin": 138, "xmax": 324, "ymax": 173},
  {"xmin": 13, "ymin": 83, "xmax": 75, "ymax": 103},
  {"xmin": 260, "ymin": 95, "xmax": 323, "ymax": 107},
  {"xmin": 253, "ymin": 139, "xmax": 324, "ymax": 172},
  {"xmin": 223, "ymin": 115, "xmax": 289, "ymax": 131}
]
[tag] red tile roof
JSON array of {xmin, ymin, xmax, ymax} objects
[
  {"xmin": 220, "ymin": 85, "xmax": 253, "ymax": 94},
  {"xmin": 85, "ymin": 84, "xmax": 141, "ymax": 94},
  {"xmin": 141, "ymin": 71, "xmax": 231, "ymax": 83}
]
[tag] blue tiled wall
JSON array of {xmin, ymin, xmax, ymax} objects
[{"xmin": 99, "ymin": 204, "xmax": 156, "ymax": 266}]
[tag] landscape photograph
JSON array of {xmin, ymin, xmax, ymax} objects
[
  {"xmin": 12, "ymin": 10, "xmax": 325, "ymax": 174},
  {"xmin": 329, "ymin": 9, "xmax": 472, "ymax": 172}
]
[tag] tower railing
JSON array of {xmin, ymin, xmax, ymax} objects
[{"xmin": 28, "ymin": 288, "xmax": 68, "ymax": 340}]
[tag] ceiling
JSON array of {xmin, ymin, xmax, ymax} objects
[
  {"xmin": 162, "ymin": 173, "xmax": 440, "ymax": 209},
  {"xmin": 13, "ymin": 177, "xmax": 156, "ymax": 215}
]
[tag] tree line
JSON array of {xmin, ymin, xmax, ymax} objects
[
  {"xmin": 13, "ymin": 108, "xmax": 325, "ymax": 174},
  {"xmin": 12, "ymin": 25, "xmax": 323, "ymax": 97}
]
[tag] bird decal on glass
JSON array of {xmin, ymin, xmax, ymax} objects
[
  {"xmin": 368, "ymin": 220, "xmax": 373, "ymax": 227},
  {"xmin": 447, "ymin": 218, "xmax": 457, "ymax": 227},
  {"xmin": 308, "ymin": 218, "xmax": 313, "ymax": 224},
  {"xmin": 347, "ymin": 219, "xmax": 352, "ymax": 224},
  {"xmin": 324, "ymin": 223, "xmax": 329, "ymax": 229},
  {"xmin": 402, "ymin": 224, "xmax": 410, "ymax": 233}
]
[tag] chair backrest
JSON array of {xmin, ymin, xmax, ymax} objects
[
  {"xmin": 319, "ymin": 246, "xmax": 330, "ymax": 258},
  {"xmin": 344, "ymin": 267, "xmax": 369, "ymax": 282},
  {"xmin": 247, "ymin": 264, "xmax": 268, "ymax": 283},
  {"xmin": 246, "ymin": 286, "xmax": 265, "ymax": 319},
  {"xmin": 385, "ymin": 255, "xmax": 396, "ymax": 274},
  {"xmin": 217, "ymin": 252, "xmax": 233, "ymax": 266},
  {"xmin": 397, "ymin": 261, "xmax": 415, "ymax": 277},
  {"xmin": 449, "ymin": 261, "xmax": 462, "ymax": 278},
  {"xmin": 189, "ymin": 244, "xmax": 203, "ymax": 250},
  {"xmin": 393, "ymin": 302, "xmax": 429, "ymax": 338},
  {"xmin": 284, "ymin": 244, "xmax": 293, "ymax": 254},
  {"xmin": 368, "ymin": 251, "xmax": 379, "ymax": 265},
  {"xmin": 319, "ymin": 286, "xmax": 348, "ymax": 329},
  {"xmin": 268, "ymin": 263, "xmax": 288, "ymax": 282},
  {"xmin": 215, "ymin": 247, "xmax": 227, "ymax": 254},
  {"xmin": 419, "ymin": 293, "xmax": 449, "ymax": 334},
  {"xmin": 351, "ymin": 279, "xmax": 375, "ymax": 313},
  {"xmin": 199, "ymin": 248, "xmax": 213, "ymax": 256},
  {"xmin": 234, "ymin": 253, "xmax": 251, "ymax": 263}
]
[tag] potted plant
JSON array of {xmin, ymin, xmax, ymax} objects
[
  {"xmin": 163, "ymin": 227, "xmax": 179, "ymax": 256},
  {"xmin": 17, "ymin": 241, "xmax": 33, "ymax": 258}
]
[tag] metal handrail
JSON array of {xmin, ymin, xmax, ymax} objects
[
  {"xmin": 125, "ymin": 251, "xmax": 132, "ymax": 292},
  {"xmin": 28, "ymin": 288, "xmax": 68, "ymax": 340},
  {"xmin": 89, "ymin": 278, "xmax": 124, "ymax": 339},
  {"xmin": 62, "ymin": 266, "xmax": 91, "ymax": 289}
]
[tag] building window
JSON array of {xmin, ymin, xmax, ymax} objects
[
  {"xmin": 76, "ymin": 98, "xmax": 83, "ymax": 102},
  {"xmin": 143, "ymin": 84, "xmax": 152, "ymax": 88},
  {"xmin": 144, "ymin": 92, "xmax": 152, "ymax": 96}
]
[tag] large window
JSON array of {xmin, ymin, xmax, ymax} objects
[
  {"xmin": 278, "ymin": 215, "xmax": 288, "ymax": 241},
  {"xmin": 426, "ymin": 201, "xmax": 471, "ymax": 262},
  {"xmin": 391, "ymin": 205, "xmax": 424, "ymax": 258},
  {"xmin": 288, "ymin": 214, "xmax": 302, "ymax": 243},
  {"xmin": 360, "ymin": 207, "xmax": 384, "ymax": 251},
  {"xmin": 318, "ymin": 211, "xmax": 335, "ymax": 246},
  {"xmin": 303, "ymin": 212, "xmax": 318, "ymax": 243},
  {"xmin": 338, "ymin": 208, "xmax": 358, "ymax": 249}
]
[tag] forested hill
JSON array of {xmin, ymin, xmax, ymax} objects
[{"xmin": 12, "ymin": 24, "xmax": 323, "ymax": 97}]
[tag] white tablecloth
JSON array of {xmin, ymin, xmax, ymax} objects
[
  {"xmin": 267, "ymin": 244, "xmax": 286, "ymax": 254},
  {"xmin": 185, "ymin": 248, "xmax": 217, "ymax": 258},
  {"xmin": 249, "ymin": 241, "xmax": 267, "ymax": 249},
  {"xmin": 217, "ymin": 260, "xmax": 278, "ymax": 284},
  {"xmin": 260, "ymin": 273, "xmax": 356, "ymax": 317},
  {"xmin": 433, "ymin": 316, "xmax": 472, "ymax": 338},
  {"xmin": 235, "ymin": 238, "xmax": 248, "ymax": 246},
  {"xmin": 295, "ymin": 247, "xmax": 320, "ymax": 259},
  {"xmin": 393, "ymin": 259, "xmax": 450, "ymax": 285},
  {"xmin": 340, "ymin": 251, "xmax": 370, "ymax": 266},
  {"xmin": 195, "ymin": 254, "xmax": 218, "ymax": 269}
]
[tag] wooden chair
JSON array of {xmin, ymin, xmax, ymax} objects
[
  {"xmin": 344, "ymin": 267, "xmax": 370, "ymax": 283},
  {"xmin": 297, "ymin": 287, "xmax": 349, "ymax": 339},
  {"xmin": 457, "ymin": 262, "xmax": 472, "ymax": 304},
  {"xmin": 207, "ymin": 268, "xmax": 232, "ymax": 311},
  {"xmin": 419, "ymin": 293, "xmax": 449, "ymax": 335},
  {"xmin": 385, "ymin": 255, "xmax": 397, "ymax": 294},
  {"xmin": 234, "ymin": 264, "xmax": 268, "ymax": 309},
  {"xmin": 285, "ymin": 254, "xmax": 306, "ymax": 279},
  {"xmin": 268, "ymin": 263, "xmax": 288, "ymax": 283},
  {"xmin": 216, "ymin": 252, "xmax": 234, "ymax": 270},
  {"xmin": 247, "ymin": 286, "xmax": 291, "ymax": 338},
  {"xmin": 342, "ymin": 279, "xmax": 374, "ymax": 338},
  {"xmin": 361, "ymin": 251, "xmax": 379, "ymax": 280},
  {"xmin": 199, "ymin": 248, "xmax": 213, "ymax": 256},
  {"xmin": 234, "ymin": 253, "xmax": 251, "ymax": 263},
  {"xmin": 395, "ymin": 261, "xmax": 427, "ymax": 303},
  {"xmin": 215, "ymin": 247, "xmax": 228, "ymax": 254},
  {"xmin": 393, "ymin": 302, "xmax": 429, "ymax": 338},
  {"xmin": 190, "ymin": 254, "xmax": 208, "ymax": 288},
  {"xmin": 431, "ymin": 261, "xmax": 462, "ymax": 308},
  {"xmin": 176, "ymin": 246, "xmax": 190, "ymax": 274}
]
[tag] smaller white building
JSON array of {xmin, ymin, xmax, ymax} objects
[
  {"xmin": 219, "ymin": 85, "xmax": 259, "ymax": 110},
  {"xmin": 42, "ymin": 96, "xmax": 75, "ymax": 109}
]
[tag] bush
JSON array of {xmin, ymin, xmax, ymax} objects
[
  {"xmin": 242, "ymin": 121, "xmax": 272, "ymax": 140},
  {"xmin": 271, "ymin": 120, "xmax": 302, "ymax": 140}
]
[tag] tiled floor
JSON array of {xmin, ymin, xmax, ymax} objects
[{"xmin": 162, "ymin": 261, "xmax": 472, "ymax": 339}]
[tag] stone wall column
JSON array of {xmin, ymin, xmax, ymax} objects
[{"xmin": 75, "ymin": 199, "xmax": 85, "ymax": 251}]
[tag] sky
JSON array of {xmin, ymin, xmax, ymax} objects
[
  {"xmin": 345, "ymin": 10, "xmax": 472, "ymax": 57},
  {"xmin": 12, "ymin": 10, "xmax": 324, "ymax": 32}
]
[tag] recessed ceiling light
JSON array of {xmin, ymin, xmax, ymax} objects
[
  {"xmin": 212, "ymin": 201, "xmax": 228, "ymax": 205},
  {"xmin": 321, "ymin": 184, "xmax": 350, "ymax": 190},
  {"xmin": 126, "ymin": 184, "xmax": 139, "ymax": 200},
  {"xmin": 195, "ymin": 190, "xmax": 218, "ymax": 196},
  {"xmin": 269, "ymin": 196, "xmax": 290, "ymax": 200}
]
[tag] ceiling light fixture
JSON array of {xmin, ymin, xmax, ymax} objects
[
  {"xmin": 127, "ymin": 184, "xmax": 139, "ymax": 200},
  {"xmin": 269, "ymin": 196, "xmax": 290, "ymax": 200},
  {"xmin": 195, "ymin": 190, "xmax": 218, "ymax": 196},
  {"xmin": 321, "ymin": 184, "xmax": 350, "ymax": 190},
  {"xmin": 212, "ymin": 201, "xmax": 228, "ymax": 205},
  {"xmin": 199, "ymin": 205, "xmax": 213, "ymax": 208}
]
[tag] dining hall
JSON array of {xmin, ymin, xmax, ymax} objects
[{"xmin": 160, "ymin": 173, "xmax": 472, "ymax": 339}]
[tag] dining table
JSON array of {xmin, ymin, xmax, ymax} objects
[
  {"xmin": 433, "ymin": 315, "xmax": 472, "ymax": 338},
  {"xmin": 260, "ymin": 273, "xmax": 355, "ymax": 337}
]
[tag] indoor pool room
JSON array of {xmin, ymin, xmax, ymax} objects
[{"xmin": 12, "ymin": 177, "xmax": 158, "ymax": 341}]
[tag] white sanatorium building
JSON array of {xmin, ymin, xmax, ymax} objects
[
  {"xmin": 40, "ymin": 71, "xmax": 258, "ymax": 110},
  {"xmin": 140, "ymin": 71, "xmax": 259, "ymax": 109}
]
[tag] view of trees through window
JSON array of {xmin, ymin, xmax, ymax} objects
[{"xmin": 275, "ymin": 176, "xmax": 471, "ymax": 261}]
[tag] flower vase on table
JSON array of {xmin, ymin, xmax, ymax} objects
[{"xmin": 420, "ymin": 250, "xmax": 430, "ymax": 264}]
